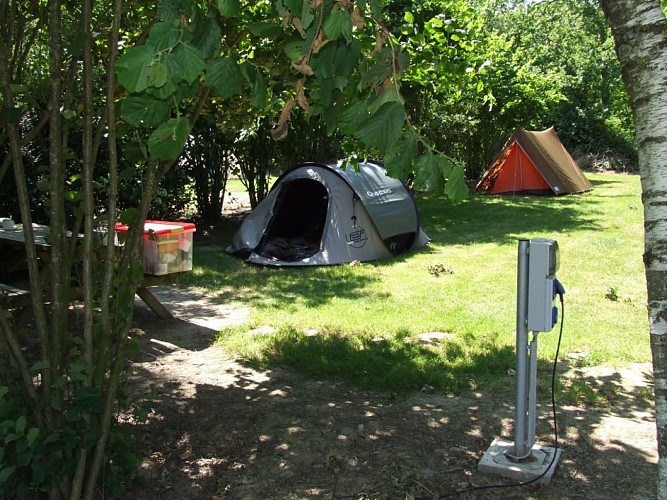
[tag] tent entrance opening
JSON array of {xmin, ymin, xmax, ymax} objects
[{"xmin": 257, "ymin": 179, "xmax": 328, "ymax": 261}]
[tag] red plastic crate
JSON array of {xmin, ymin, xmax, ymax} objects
[{"xmin": 115, "ymin": 220, "xmax": 196, "ymax": 275}]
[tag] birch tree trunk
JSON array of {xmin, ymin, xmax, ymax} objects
[{"xmin": 598, "ymin": 1, "xmax": 667, "ymax": 497}]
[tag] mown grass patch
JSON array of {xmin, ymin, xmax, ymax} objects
[{"xmin": 181, "ymin": 172, "xmax": 648, "ymax": 395}]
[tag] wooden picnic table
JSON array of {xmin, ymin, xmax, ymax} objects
[
  {"xmin": 0, "ymin": 223, "xmax": 182, "ymax": 319},
  {"xmin": 0, "ymin": 223, "xmax": 51, "ymax": 273}
]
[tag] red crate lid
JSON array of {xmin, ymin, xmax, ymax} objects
[{"xmin": 115, "ymin": 220, "xmax": 196, "ymax": 235}]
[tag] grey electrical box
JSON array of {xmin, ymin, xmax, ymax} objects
[{"xmin": 527, "ymin": 238, "xmax": 560, "ymax": 332}]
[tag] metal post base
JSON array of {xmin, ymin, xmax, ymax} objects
[{"xmin": 478, "ymin": 438, "xmax": 561, "ymax": 485}]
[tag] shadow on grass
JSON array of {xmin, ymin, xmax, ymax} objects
[
  {"xmin": 555, "ymin": 361, "xmax": 655, "ymax": 416},
  {"xmin": 180, "ymin": 190, "xmax": 594, "ymax": 309},
  {"xmin": 179, "ymin": 176, "xmax": 637, "ymax": 308},
  {"xmin": 178, "ymin": 250, "xmax": 385, "ymax": 309},
  {"xmin": 125, "ymin": 326, "xmax": 656, "ymax": 500},
  {"xmin": 235, "ymin": 327, "xmax": 518, "ymax": 395},
  {"xmin": 417, "ymin": 191, "xmax": 604, "ymax": 246},
  {"xmin": 117, "ymin": 173, "xmax": 654, "ymax": 498}
]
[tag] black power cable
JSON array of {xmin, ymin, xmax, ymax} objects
[{"xmin": 415, "ymin": 290, "xmax": 566, "ymax": 500}]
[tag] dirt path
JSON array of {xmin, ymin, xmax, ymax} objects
[{"xmin": 124, "ymin": 287, "xmax": 657, "ymax": 499}]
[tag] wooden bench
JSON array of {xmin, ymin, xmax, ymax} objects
[
  {"xmin": 0, "ymin": 283, "xmax": 32, "ymax": 311},
  {"xmin": 0, "ymin": 273, "xmax": 182, "ymax": 320}
]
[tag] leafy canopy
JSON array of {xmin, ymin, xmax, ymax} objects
[{"xmin": 115, "ymin": 0, "xmax": 468, "ymax": 200}]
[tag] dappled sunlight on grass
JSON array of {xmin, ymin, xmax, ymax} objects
[
  {"xmin": 418, "ymin": 190, "xmax": 603, "ymax": 247},
  {"xmin": 180, "ymin": 252, "xmax": 383, "ymax": 309},
  {"xmin": 178, "ymin": 171, "xmax": 649, "ymax": 390},
  {"xmin": 217, "ymin": 325, "xmax": 518, "ymax": 395}
]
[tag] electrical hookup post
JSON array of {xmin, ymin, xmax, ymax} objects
[{"xmin": 478, "ymin": 238, "xmax": 563, "ymax": 484}]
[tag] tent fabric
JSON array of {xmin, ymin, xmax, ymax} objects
[
  {"xmin": 475, "ymin": 127, "xmax": 593, "ymax": 195},
  {"xmin": 226, "ymin": 160, "xmax": 429, "ymax": 266}
]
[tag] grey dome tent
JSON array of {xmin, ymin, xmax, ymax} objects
[{"xmin": 226, "ymin": 160, "xmax": 429, "ymax": 266}]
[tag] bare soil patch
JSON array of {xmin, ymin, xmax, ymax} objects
[{"xmin": 124, "ymin": 287, "xmax": 656, "ymax": 499}]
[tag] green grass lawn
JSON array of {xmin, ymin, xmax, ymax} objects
[{"xmin": 179, "ymin": 172, "xmax": 648, "ymax": 397}]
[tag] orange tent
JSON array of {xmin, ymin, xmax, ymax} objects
[{"xmin": 476, "ymin": 128, "xmax": 593, "ymax": 195}]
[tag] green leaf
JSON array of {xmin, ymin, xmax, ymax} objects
[
  {"xmin": 62, "ymin": 427, "xmax": 79, "ymax": 448},
  {"xmin": 310, "ymin": 42, "xmax": 336, "ymax": 79},
  {"xmin": 384, "ymin": 135, "xmax": 418, "ymax": 179},
  {"xmin": 32, "ymin": 461, "xmax": 46, "ymax": 486},
  {"xmin": 332, "ymin": 75, "xmax": 348, "ymax": 91},
  {"xmin": 369, "ymin": 0, "xmax": 382, "ymax": 18},
  {"xmin": 147, "ymin": 62, "xmax": 169, "ymax": 88},
  {"xmin": 333, "ymin": 39, "xmax": 361, "ymax": 78},
  {"xmin": 121, "ymin": 95, "xmax": 171, "ymax": 128},
  {"xmin": 26, "ymin": 427, "xmax": 40, "ymax": 445},
  {"xmin": 476, "ymin": 79, "xmax": 484, "ymax": 93},
  {"xmin": 16, "ymin": 438, "xmax": 33, "ymax": 466},
  {"xmin": 215, "ymin": 0, "xmax": 240, "ymax": 17},
  {"xmin": 206, "ymin": 57, "xmax": 244, "ymax": 98},
  {"xmin": 15, "ymin": 415, "xmax": 26, "ymax": 435},
  {"xmin": 192, "ymin": 18, "xmax": 221, "ymax": 59},
  {"xmin": 248, "ymin": 22, "xmax": 283, "ymax": 38},
  {"xmin": 354, "ymin": 101, "xmax": 405, "ymax": 152},
  {"xmin": 444, "ymin": 164, "xmax": 469, "ymax": 202},
  {"xmin": 131, "ymin": 262, "xmax": 145, "ymax": 283},
  {"xmin": 160, "ymin": 52, "xmax": 186, "ymax": 94},
  {"xmin": 82, "ymin": 425, "xmax": 101, "ymax": 450},
  {"xmin": 146, "ymin": 21, "xmax": 181, "ymax": 51},
  {"xmin": 30, "ymin": 360, "xmax": 50, "ymax": 373},
  {"xmin": 323, "ymin": 9, "xmax": 352, "ymax": 42},
  {"xmin": 338, "ymin": 99, "xmax": 368, "ymax": 135},
  {"xmin": 119, "ymin": 207, "xmax": 139, "ymax": 227},
  {"xmin": 68, "ymin": 31, "xmax": 88, "ymax": 58},
  {"xmin": 316, "ymin": 78, "xmax": 335, "ymax": 107},
  {"xmin": 413, "ymin": 154, "xmax": 445, "ymax": 192},
  {"xmin": 148, "ymin": 80, "xmax": 178, "ymax": 100},
  {"xmin": 0, "ymin": 106, "xmax": 21, "ymax": 124},
  {"xmin": 148, "ymin": 117, "xmax": 191, "ymax": 160},
  {"xmin": 174, "ymin": 80, "xmax": 200, "ymax": 100},
  {"xmin": 283, "ymin": 0, "xmax": 301, "ymax": 11},
  {"xmin": 116, "ymin": 45, "xmax": 155, "ymax": 93},
  {"xmin": 0, "ymin": 386, "xmax": 8, "ymax": 399},
  {"xmin": 241, "ymin": 64, "xmax": 267, "ymax": 108},
  {"xmin": 360, "ymin": 57, "xmax": 393, "ymax": 90},
  {"xmin": 397, "ymin": 51, "xmax": 410, "ymax": 73},
  {"xmin": 284, "ymin": 40, "xmax": 308, "ymax": 61},
  {"xmin": 368, "ymin": 86, "xmax": 402, "ymax": 114},
  {"xmin": 250, "ymin": 71, "xmax": 267, "ymax": 108},
  {"xmin": 65, "ymin": 190, "xmax": 82, "ymax": 202},
  {"xmin": 74, "ymin": 387, "xmax": 102, "ymax": 414},
  {"xmin": 174, "ymin": 43, "xmax": 205, "ymax": 84},
  {"xmin": 0, "ymin": 466, "xmax": 16, "ymax": 485},
  {"xmin": 119, "ymin": 166, "xmax": 139, "ymax": 181},
  {"xmin": 322, "ymin": 103, "xmax": 338, "ymax": 135},
  {"xmin": 4, "ymin": 433, "xmax": 18, "ymax": 444},
  {"xmin": 52, "ymin": 375, "xmax": 67, "ymax": 389},
  {"xmin": 157, "ymin": 0, "xmax": 181, "ymax": 21},
  {"xmin": 123, "ymin": 141, "xmax": 148, "ymax": 164},
  {"xmin": 69, "ymin": 361, "xmax": 90, "ymax": 382},
  {"xmin": 301, "ymin": 0, "xmax": 316, "ymax": 30}
]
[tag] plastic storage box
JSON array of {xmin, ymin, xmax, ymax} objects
[{"xmin": 115, "ymin": 220, "xmax": 196, "ymax": 275}]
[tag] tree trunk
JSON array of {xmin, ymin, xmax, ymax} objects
[{"xmin": 598, "ymin": 0, "xmax": 667, "ymax": 497}]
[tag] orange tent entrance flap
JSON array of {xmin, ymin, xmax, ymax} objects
[{"xmin": 490, "ymin": 143, "xmax": 551, "ymax": 194}]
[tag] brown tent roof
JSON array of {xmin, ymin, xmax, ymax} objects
[{"xmin": 476, "ymin": 127, "xmax": 593, "ymax": 195}]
